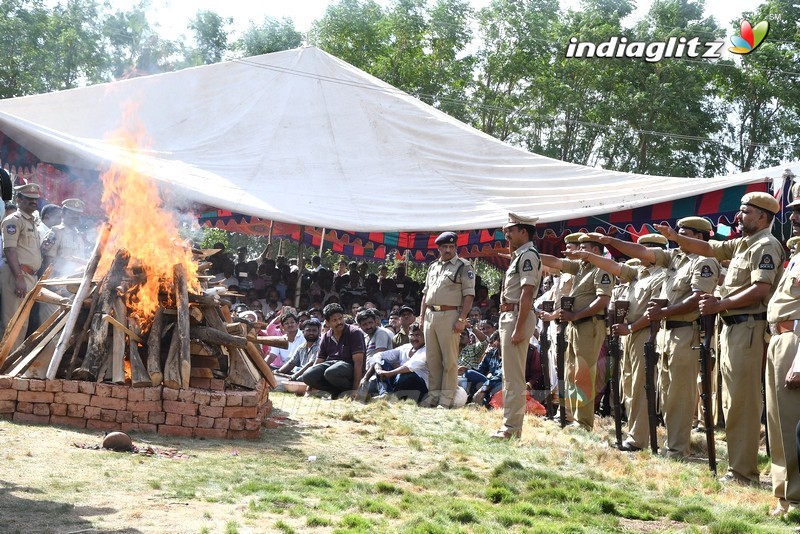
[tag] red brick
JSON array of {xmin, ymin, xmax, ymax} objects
[
  {"xmin": 209, "ymin": 393, "xmax": 226, "ymax": 407},
  {"xmin": 32, "ymin": 404, "xmax": 50, "ymax": 416},
  {"xmin": 225, "ymin": 393, "xmax": 243, "ymax": 407},
  {"xmin": 100, "ymin": 409, "xmax": 117, "ymax": 422},
  {"xmin": 115, "ymin": 411, "xmax": 133, "ymax": 423},
  {"xmin": 143, "ymin": 386, "xmax": 162, "ymax": 401},
  {"xmin": 55, "ymin": 392, "xmax": 92, "ymax": 406},
  {"xmin": 127, "ymin": 400, "xmax": 162, "ymax": 412},
  {"xmin": 61, "ymin": 380, "xmax": 79, "ymax": 393},
  {"xmin": 158, "ymin": 425, "xmax": 193, "ymax": 438},
  {"xmin": 78, "ymin": 382, "xmax": 95, "ymax": 394},
  {"xmin": 132, "ymin": 412, "xmax": 148, "ymax": 424},
  {"xmin": 223, "ymin": 406, "xmax": 257, "ymax": 419},
  {"xmin": 199, "ymin": 405, "xmax": 223, "ymax": 418},
  {"xmin": 245, "ymin": 419, "xmax": 261, "ymax": 431},
  {"xmin": 50, "ymin": 415, "xmax": 87, "ymax": 429},
  {"xmin": 149, "ymin": 411, "xmax": 166, "ymax": 425},
  {"xmin": 90, "ymin": 396, "xmax": 127, "ymax": 410},
  {"xmin": 178, "ymin": 389, "xmax": 195, "ymax": 402},
  {"xmin": 0, "ymin": 400, "xmax": 16, "ymax": 413},
  {"xmin": 12, "ymin": 378, "xmax": 30, "ymax": 391},
  {"xmin": 193, "ymin": 391, "xmax": 211, "ymax": 406},
  {"xmin": 45, "ymin": 380, "xmax": 63, "ymax": 392},
  {"xmin": 194, "ymin": 427, "xmax": 227, "ymax": 439},
  {"xmin": 13, "ymin": 412, "xmax": 49, "ymax": 425},
  {"xmin": 196, "ymin": 416, "xmax": 214, "ymax": 429},
  {"xmin": 213, "ymin": 417, "xmax": 230, "ymax": 430},
  {"xmin": 127, "ymin": 388, "xmax": 144, "ymax": 402},
  {"xmin": 0, "ymin": 376, "xmax": 12, "ymax": 388},
  {"xmin": 50, "ymin": 403, "xmax": 67, "ymax": 416},
  {"xmin": 84, "ymin": 406, "xmax": 101, "ymax": 420},
  {"xmin": 162, "ymin": 388, "xmax": 179, "ymax": 401},
  {"xmin": 210, "ymin": 379, "xmax": 225, "ymax": 391},
  {"xmin": 241, "ymin": 393, "xmax": 258, "ymax": 407},
  {"xmin": 163, "ymin": 400, "xmax": 197, "ymax": 416},
  {"xmin": 28, "ymin": 379, "xmax": 46, "ymax": 391},
  {"xmin": 165, "ymin": 412, "xmax": 182, "ymax": 426},
  {"xmin": 229, "ymin": 418, "xmax": 245, "ymax": 431},
  {"xmin": 16, "ymin": 402, "xmax": 33, "ymax": 414},
  {"xmin": 0, "ymin": 389, "xmax": 17, "ymax": 401},
  {"xmin": 111, "ymin": 385, "xmax": 128, "ymax": 399},
  {"xmin": 18, "ymin": 391, "xmax": 54, "ymax": 404},
  {"xmin": 121, "ymin": 423, "xmax": 157, "ymax": 434},
  {"xmin": 95, "ymin": 383, "xmax": 112, "ymax": 397},
  {"xmin": 182, "ymin": 415, "xmax": 198, "ymax": 428},
  {"xmin": 227, "ymin": 429, "xmax": 260, "ymax": 440},
  {"xmin": 189, "ymin": 377, "xmax": 211, "ymax": 389},
  {"xmin": 87, "ymin": 419, "xmax": 119, "ymax": 431},
  {"xmin": 67, "ymin": 405, "xmax": 85, "ymax": 418}
]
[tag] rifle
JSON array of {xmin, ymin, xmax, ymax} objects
[
  {"xmin": 540, "ymin": 300, "xmax": 554, "ymax": 418},
  {"xmin": 609, "ymin": 300, "xmax": 629, "ymax": 450},
  {"xmin": 695, "ymin": 313, "xmax": 717, "ymax": 475},
  {"xmin": 643, "ymin": 298, "xmax": 668, "ymax": 454},
  {"xmin": 557, "ymin": 296, "xmax": 575, "ymax": 428}
]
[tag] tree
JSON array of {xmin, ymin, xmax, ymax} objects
[
  {"xmin": 310, "ymin": 0, "xmax": 389, "ymax": 73},
  {"xmin": 237, "ymin": 17, "xmax": 303, "ymax": 56},
  {"xmin": 187, "ymin": 10, "xmax": 232, "ymax": 65}
]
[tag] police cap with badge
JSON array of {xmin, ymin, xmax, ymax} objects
[
  {"xmin": 637, "ymin": 233, "xmax": 668, "ymax": 248},
  {"xmin": 61, "ymin": 198, "xmax": 85, "ymax": 213},
  {"xmin": 435, "ymin": 231, "xmax": 458, "ymax": 245},
  {"xmin": 15, "ymin": 182, "xmax": 42, "ymax": 199},
  {"xmin": 677, "ymin": 216, "xmax": 713, "ymax": 234},
  {"xmin": 502, "ymin": 212, "xmax": 539, "ymax": 231},
  {"xmin": 742, "ymin": 191, "xmax": 780, "ymax": 215}
]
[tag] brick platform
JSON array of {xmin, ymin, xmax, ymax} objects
[{"xmin": 0, "ymin": 376, "xmax": 272, "ymax": 440}]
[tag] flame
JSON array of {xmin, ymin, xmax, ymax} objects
[
  {"xmin": 97, "ymin": 106, "xmax": 200, "ymax": 326},
  {"xmin": 123, "ymin": 358, "xmax": 132, "ymax": 382}
]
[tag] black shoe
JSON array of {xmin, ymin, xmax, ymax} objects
[{"xmin": 619, "ymin": 442, "xmax": 642, "ymax": 452}]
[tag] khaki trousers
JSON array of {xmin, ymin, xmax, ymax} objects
[
  {"xmin": 720, "ymin": 319, "xmax": 766, "ymax": 482},
  {"xmin": 499, "ymin": 311, "xmax": 536, "ymax": 436},
  {"xmin": 566, "ymin": 318, "xmax": 606, "ymax": 430},
  {"xmin": 622, "ymin": 329, "xmax": 649, "ymax": 448},
  {"xmin": 658, "ymin": 324, "xmax": 700, "ymax": 456},
  {"xmin": 0, "ymin": 264, "xmax": 37, "ymax": 350},
  {"xmin": 424, "ymin": 308, "xmax": 459, "ymax": 407},
  {"xmin": 766, "ymin": 330, "xmax": 800, "ymax": 509}
]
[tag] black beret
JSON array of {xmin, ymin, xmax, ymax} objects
[{"xmin": 435, "ymin": 231, "xmax": 457, "ymax": 245}]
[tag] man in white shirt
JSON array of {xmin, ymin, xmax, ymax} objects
[
  {"xmin": 372, "ymin": 323, "xmax": 428, "ymax": 403},
  {"xmin": 267, "ymin": 313, "xmax": 306, "ymax": 369}
]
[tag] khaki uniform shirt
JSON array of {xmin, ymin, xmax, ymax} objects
[
  {"xmin": 561, "ymin": 259, "xmax": 613, "ymax": 310},
  {"xmin": 711, "ymin": 228, "xmax": 784, "ymax": 315},
  {"xmin": 653, "ymin": 248, "xmax": 719, "ymax": 322},
  {"xmin": 502, "ymin": 241, "xmax": 541, "ymax": 304},
  {"xmin": 767, "ymin": 254, "xmax": 800, "ymax": 323},
  {"xmin": 41, "ymin": 224, "xmax": 88, "ymax": 276},
  {"xmin": 618, "ymin": 263, "xmax": 668, "ymax": 323},
  {"xmin": 2, "ymin": 210, "xmax": 42, "ymax": 271},
  {"xmin": 423, "ymin": 256, "xmax": 476, "ymax": 307}
]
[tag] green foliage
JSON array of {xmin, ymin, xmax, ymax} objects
[
  {"xmin": 187, "ymin": 10, "xmax": 233, "ymax": 65},
  {"xmin": 237, "ymin": 17, "xmax": 303, "ymax": 56}
]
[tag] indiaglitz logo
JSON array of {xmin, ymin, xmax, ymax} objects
[{"xmin": 729, "ymin": 20, "xmax": 769, "ymax": 55}]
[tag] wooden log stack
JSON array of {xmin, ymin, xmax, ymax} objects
[{"xmin": 0, "ymin": 235, "xmax": 278, "ymax": 392}]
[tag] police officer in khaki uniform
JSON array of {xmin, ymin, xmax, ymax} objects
[
  {"xmin": 491, "ymin": 213, "xmax": 541, "ymax": 439},
  {"xmin": 765, "ymin": 197, "xmax": 800, "ymax": 517},
  {"xmin": 593, "ymin": 221, "xmax": 720, "ymax": 457},
  {"xmin": 542, "ymin": 234, "xmax": 613, "ymax": 430},
  {"xmin": 39, "ymin": 198, "xmax": 89, "ymax": 323},
  {"xmin": 786, "ymin": 236, "xmax": 800, "ymax": 257},
  {"xmin": 1, "ymin": 183, "xmax": 44, "ymax": 348},
  {"xmin": 419, "ymin": 232, "xmax": 476, "ymax": 408},
  {"xmin": 657, "ymin": 192, "xmax": 784, "ymax": 484},
  {"xmin": 568, "ymin": 233, "xmax": 669, "ymax": 450}
]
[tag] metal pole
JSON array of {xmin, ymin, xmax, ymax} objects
[{"xmin": 294, "ymin": 226, "xmax": 305, "ymax": 308}]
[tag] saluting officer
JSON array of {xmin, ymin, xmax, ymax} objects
[
  {"xmin": 39, "ymin": 198, "xmax": 89, "ymax": 323},
  {"xmin": 541, "ymin": 234, "xmax": 613, "ymax": 430},
  {"xmin": 419, "ymin": 232, "xmax": 475, "ymax": 408},
  {"xmin": 765, "ymin": 196, "xmax": 800, "ymax": 517},
  {"xmin": 491, "ymin": 213, "xmax": 541, "ymax": 439},
  {"xmin": 1, "ymin": 183, "xmax": 44, "ymax": 348},
  {"xmin": 657, "ymin": 192, "xmax": 784, "ymax": 485}
]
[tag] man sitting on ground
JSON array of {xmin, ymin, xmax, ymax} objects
[
  {"xmin": 357, "ymin": 308, "xmax": 393, "ymax": 361},
  {"xmin": 373, "ymin": 323, "xmax": 428, "ymax": 403},
  {"xmin": 393, "ymin": 305, "xmax": 416, "ymax": 346},
  {"xmin": 277, "ymin": 318, "xmax": 323, "ymax": 380}
]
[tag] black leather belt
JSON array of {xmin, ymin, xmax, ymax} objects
[
  {"xmin": 721, "ymin": 312, "xmax": 767, "ymax": 326},
  {"xmin": 572, "ymin": 315, "xmax": 605, "ymax": 325},
  {"xmin": 665, "ymin": 320, "xmax": 695, "ymax": 330}
]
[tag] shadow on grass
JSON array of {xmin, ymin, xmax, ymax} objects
[{"xmin": 0, "ymin": 479, "xmax": 140, "ymax": 534}]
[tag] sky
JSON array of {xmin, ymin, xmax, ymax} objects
[{"xmin": 143, "ymin": 0, "xmax": 758, "ymax": 40}]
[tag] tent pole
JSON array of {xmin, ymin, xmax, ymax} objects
[
  {"xmin": 294, "ymin": 226, "xmax": 304, "ymax": 308},
  {"xmin": 266, "ymin": 220, "xmax": 274, "ymax": 260},
  {"xmin": 319, "ymin": 227, "xmax": 325, "ymax": 257}
]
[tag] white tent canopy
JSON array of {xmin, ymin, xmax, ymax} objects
[{"xmin": 0, "ymin": 46, "xmax": 796, "ymax": 232}]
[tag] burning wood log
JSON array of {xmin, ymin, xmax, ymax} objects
[
  {"xmin": 190, "ymin": 326, "xmax": 247, "ymax": 348},
  {"xmin": 46, "ymin": 223, "xmax": 111, "ymax": 379},
  {"xmin": 0, "ymin": 265, "xmax": 54, "ymax": 367},
  {"xmin": 66, "ymin": 287, "xmax": 99, "ymax": 377},
  {"xmin": 111, "ymin": 295, "xmax": 127, "ymax": 384},
  {"xmin": 245, "ymin": 341, "xmax": 278, "ymax": 390},
  {"xmin": 72, "ymin": 249, "xmax": 130, "ymax": 381},
  {"xmin": 0, "ymin": 308, "xmax": 66, "ymax": 374},
  {"xmin": 163, "ymin": 324, "xmax": 181, "ymax": 389},
  {"xmin": 175, "ymin": 263, "xmax": 191, "ymax": 389},
  {"xmin": 7, "ymin": 312, "xmax": 68, "ymax": 377},
  {"xmin": 127, "ymin": 318, "xmax": 151, "ymax": 388},
  {"xmin": 146, "ymin": 308, "xmax": 164, "ymax": 386}
]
